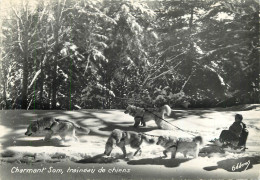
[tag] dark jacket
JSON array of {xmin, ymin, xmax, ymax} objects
[{"xmin": 229, "ymin": 121, "xmax": 244, "ymax": 138}]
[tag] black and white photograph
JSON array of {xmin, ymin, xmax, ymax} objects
[{"xmin": 0, "ymin": 0, "xmax": 259, "ymax": 179}]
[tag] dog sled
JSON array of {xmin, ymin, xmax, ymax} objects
[{"xmin": 208, "ymin": 129, "xmax": 248, "ymax": 153}]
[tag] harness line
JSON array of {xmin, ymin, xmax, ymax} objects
[{"xmin": 142, "ymin": 107, "xmax": 198, "ymax": 137}]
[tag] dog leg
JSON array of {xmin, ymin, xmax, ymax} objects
[
  {"xmin": 44, "ymin": 131, "xmax": 53, "ymax": 141},
  {"xmin": 155, "ymin": 120, "xmax": 162, "ymax": 129},
  {"xmin": 72, "ymin": 130, "xmax": 79, "ymax": 142},
  {"xmin": 120, "ymin": 146, "xmax": 127, "ymax": 158},
  {"xmin": 183, "ymin": 151, "xmax": 187, "ymax": 158},
  {"xmin": 163, "ymin": 150, "xmax": 168, "ymax": 158},
  {"xmin": 139, "ymin": 149, "xmax": 142, "ymax": 156},
  {"xmin": 73, "ymin": 135, "xmax": 79, "ymax": 142},
  {"xmin": 194, "ymin": 146, "xmax": 199, "ymax": 158},
  {"xmin": 171, "ymin": 149, "xmax": 177, "ymax": 159},
  {"xmin": 60, "ymin": 135, "xmax": 66, "ymax": 141},
  {"xmin": 134, "ymin": 117, "xmax": 141, "ymax": 127},
  {"xmin": 44, "ymin": 121, "xmax": 59, "ymax": 141},
  {"xmin": 194, "ymin": 152, "xmax": 198, "ymax": 158},
  {"xmin": 134, "ymin": 147, "xmax": 141, "ymax": 156}
]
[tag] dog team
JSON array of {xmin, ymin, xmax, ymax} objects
[{"xmin": 25, "ymin": 104, "xmax": 248, "ymax": 159}]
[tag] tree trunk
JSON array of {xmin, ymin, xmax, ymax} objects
[
  {"xmin": 67, "ymin": 62, "xmax": 71, "ymax": 110},
  {"xmin": 108, "ymin": 79, "xmax": 111, "ymax": 109},
  {"xmin": 0, "ymin": 65, "xmax": 7, "ymax": 110},
  {"xmin": 21, "ymin": 34, "xmax": 29, "ymax": 109},
  {"xmin": 2, "ymin": 67, "xmax": 7, "ymax": 109},
  {"xmin": 48, "ymin": 82, "xmax": 52, "ymax": 110},
  {"xmin": 51, "ymin": 0, "xmax": 62, "ymax": 109},
  {"xmin": 51, "ymin": 54, "xmax": 58, "ymax": 109},
  {"xmin": 251, "ymin": 11, "xmax": 259, "ymax": 103},
  {"xmin": 51, "ymin": 25, "xmax": 59, "ymax": 109},
  {"xmin": 188, "ymin": 5, "xmax": 194, "ymax": 72},
  {"xmin": 251, "ymin": 47, "xmax": 259, "ymax": 103},
  {"xmin": 0, "ymin": 21, "xmax": 7, "ymax": 109},
  {"xmin": 39, "ymin": 58, "xmax": 44, "ymax": 109}
]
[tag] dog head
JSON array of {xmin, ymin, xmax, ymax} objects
[
  {"xmin": 124, "ymin": 105, "xmax": 145, "ymax": 117},
  {"xmin": 156, "ymin": 136, "xmax": 168, "ymax": 146},
  {"xmin": 104, "ymin": 129, "xmax": 127, "ymax": 156},
  {"xmin": 124, "ymin": 105, "xmax": 131, "ymax": 114},
  {"xmin": 104, "ymin": 137, "xmax": 117, "ymax": 156},
  {"xmin": 124, "ymin": 105, "xmax": 136, "ymax": 116},
  {"xmin": 25, "ymin": 121, "xmax": 39, "ymax": 136}
]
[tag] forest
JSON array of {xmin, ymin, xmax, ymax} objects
[{"xmin": 0, "ymin": 0, "xmax": 259, "ymax": 110}]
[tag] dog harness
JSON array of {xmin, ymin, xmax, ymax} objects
[
  {"xmin": 168, "ymin": 141, "xmax": 179, "ymax": 151},
  {"xmin": 44, "ymin": 119, "xmax": 58, "ymax": 130}
]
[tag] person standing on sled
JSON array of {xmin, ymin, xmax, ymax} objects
[{"xmin": 219, "ymin": 114, "xmax": 248, "ymax": 150}]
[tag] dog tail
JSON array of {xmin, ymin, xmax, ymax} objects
[
  {"xmin": 193, "ymin": 136, "xmax": 203, "ymax": 145},
  {"xmin": 74, "ymin": 125, "xmax": 90, "ymax": 134},
  {"xmin": 161, "ymin": 105, "xmax": 172, "ymax": 116},
  {"xmin": 141, "ymin": 134, "xmax": 155, "ymax": 144}
]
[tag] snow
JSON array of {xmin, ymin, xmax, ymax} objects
[
  {"xmin": 0, "ymin": 106, "xmax": 260, "ymax": 179},
  {"xmin": 216, "ymin": 12, "xmax": 235, "ymax": 21}
]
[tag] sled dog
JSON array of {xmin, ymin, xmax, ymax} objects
[
  {"xmin": 25, "ymin": 117, "xmax": 90, "ymax": 141},
  {"xmin": 104, "ymin": 129, "xmax": 154, "ymax": 157},
  {"xmin": 156, "ymin": 135, "xmax": 203, "ymax": 158},
  {"xmin": 124, "ymin": 104, "xmax": 172, "ymax": 128}
]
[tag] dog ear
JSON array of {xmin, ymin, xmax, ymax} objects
[{"xmin": 122, "ymin": 132, "xmax": 127, "ymax": 138}]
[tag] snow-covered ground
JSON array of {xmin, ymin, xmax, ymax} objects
[{"xmin": 0, "ymin": 105, "xmax": 260, "ymax": 179}]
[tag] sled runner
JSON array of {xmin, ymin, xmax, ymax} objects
[{"xmin": 198, "ymin": 139, "xmax": 246, "ymax": 155}]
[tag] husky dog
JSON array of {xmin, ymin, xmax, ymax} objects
[
  {"xmin": 25, "ymin": 117, "xmax": 90, "ymax": 141},
  {"xmin": 124, "ymin": 104, "xmax": 172, "ymax": 129},
  {"xmin": 104, "ymin": 129, "xmax": 154, "ymax": 157},
  {"xmin": 156, "ymin": 135, "xmax": 203, "ymax": 159}
]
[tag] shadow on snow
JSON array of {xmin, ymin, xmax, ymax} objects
[
  {"xmin": 76, "ymin": 154, "xmax": 120, "ymax": 164},
  {"xmin": 127, "ymin": 157, "xmax": 190, "ymax": 168},
  {"xmin": 203, "ymin": 156, "xmax": 260, "ymax": 172}
]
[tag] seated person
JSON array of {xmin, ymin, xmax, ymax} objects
[{"xmin": 219, "ymin": 114, "xmax": 248, "ymax": 149}]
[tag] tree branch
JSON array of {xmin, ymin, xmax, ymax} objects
[
  {"xmin": 198, "ymin": 44, "xmax": 242, "ymax": 60},
  {"xmin": 28, "ymin": 69, "xmax": 41, "ymax": 89},
  {"xmin": 180, "ymin": 71, "xmax": 193, "ymax": 91},
  {"xmin": 142, "ymin": 51, "xmax": 186, "ymax": 86},
  {"xmin": 83, "ymin": 53, "xmax": 91, "ymax": 76},
  {"xmin": 142, "ymin": 61, "xmax": 182, "ymax": 86},
  {"xmin": 29, "ymin": 6, "xmax": 48, "ymax": 42}
]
